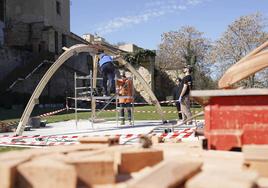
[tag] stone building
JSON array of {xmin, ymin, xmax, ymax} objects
[
  {"xmin": 2, "ymin": 0, "xmax": 71, "ymax": 53},
  {"xmin": 0, "ymin": 0, "xmax": 90, "ymax": 107}
]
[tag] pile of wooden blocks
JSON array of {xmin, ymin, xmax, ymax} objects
[{"xmin": 1, "ymin": 136, "xmax": 268, "ymax": 188}]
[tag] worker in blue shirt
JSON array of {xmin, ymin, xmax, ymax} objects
[{"xmin": 97, "ymin": 50, "xmax": 116, "ymax": 96}]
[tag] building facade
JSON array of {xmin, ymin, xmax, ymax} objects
[
  {"xmin": 0, "ymin": 0, "xmax": 91, "ymax": 107},
  {"xmin": 2, "ymin": 0, "xmax": 71, "ymax": 53}
]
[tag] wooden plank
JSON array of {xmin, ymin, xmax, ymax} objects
[
  {"xmin": 244, "ymin": 160, "xmax": 268, "ymax": 177},
  {"xmin": 17, "ymin": 158, "xmax": 77, "ymax": 188},
  {"xmin": 118, "ymin": 148, "xmax": 163, "ymax": 174},
  {"xmin": 191, "ymin": 88, "xmax": 268, "ymax": 97},
  {"xmin": 234, "ymin": 40, "xmax": 268, "ymax": 65},
  {"xmin": 257, "ymin": 177, "xmax": 268, "ymax": 188},
  {"xmin": 186, "ymin": 170, "xmax": 258, "ymax": 188},
  {"xmin": 0, "ymin": 158, "xmax": 29, "ymax": 188},
  {"xmin": 243, "ymin": 145, "xmax": 268, "ymax": 161},
  {"xmin": 128, "ymin": 160, "xmax": 202, "ymax": 188},
  {"xmin": 93, "ymin": 55, "xmax": 98, "ymax": 89},
  {"xmin": 191, "ymin": 89, "xmax": 268, "ymax": 105},
  {"xmin": 67, "ymin": 154, "xmax": 116, "ymax": 186},
  {"xmin": 218, "ymin": 49, "xmax": 268, "ymax": 89}
]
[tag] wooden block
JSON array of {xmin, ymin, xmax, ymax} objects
[
  {"xmin": 46, "ymin": 143, "xmax": 109, "ymax": 153},
  {"xmin": 128, "ymin": 160, "xmax": 202, "ymax": 188},
  {"xmin": 244, "ymin": 160, "xmax": 268, "ymax": 177},
  {"xmin": 150, "ymin": 135, "xmax": 163, "ymax": 144},
  {"xmin": 79, "ymin": 136, "xmax": 119, "ymax": 145},
  {"xmin": 17, "ymin": 159, "xmax": 77, "ymax": 188},
  {"xmin": 243, "ymin": 145, "xmax": 268, "ymax": 161},
  {"xmin": 67, "ymin": 154, "xmax": 116, "ymax": 186},
  {"xmin": 118, "ymin": 148, "xmax": 163, "ymax": 174},
  {"xmin": 257, "ymin": 177, "xmax": 268, "ymax": 188},
  {"xmin": 186, "ymin": 170, "xmax": 258, "ymax": 188},
  {"xmin": 0, "ymin": 158, "xmax": 29, "ymax": 188}
]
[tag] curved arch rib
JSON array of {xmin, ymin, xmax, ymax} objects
[
  {"xmin": 15, "ymin": 44, "xmax": 165, "ymax": 135},
  {"xmin": 219, "ymin": 41, "xmax": 268, "ymax": 89}
]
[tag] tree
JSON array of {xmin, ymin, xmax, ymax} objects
[
  {"xmin": 156, "ymin": 26, "xmax": 213, "ymax": 89},
  {"xmin": 209, "ymin": 12, "xmax": 268, "ymax": 87}
]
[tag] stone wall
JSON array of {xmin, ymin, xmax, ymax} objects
[
  {"xmin": 0, "ymin": 20, "xmax": 4, "ymax": 46},
  {"xmin": 0, "ymin": 47, "xmax": 33, "ymax": 80}
]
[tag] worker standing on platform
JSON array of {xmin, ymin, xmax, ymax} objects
[
  {"xmin": 116, "ymin": 71, "xmax": 134, "ymax": 125},
  {"xmin": 179, "ymin": 65, "xmax": 193, "ymax": 125},
  {"xmin": 97, "ymin": 50, "xmax": 116, "ymax": 96}
]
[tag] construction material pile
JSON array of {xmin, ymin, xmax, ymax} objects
[{"xmin": 0, "ymin": 137, "xmax": 268, "ymax": 188}]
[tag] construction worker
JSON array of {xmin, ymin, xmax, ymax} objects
[
  {"xmin": 97, "ymin": 50, "xmax": 116, "ymax": 96},
  {"xmin": 179, "ymin": 65, "xmax": 193, "ymax": 125},
  {"xmin": 116, "ymin": 71, "xmax": 133, "ymax": 125},
  {"xmin": 172, "ymin": 77, "xmax": 183, "ymax": 120}
]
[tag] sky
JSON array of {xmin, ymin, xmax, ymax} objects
[{"xmin": 70, "ymin": 0, "xmax": 268, "ymax": 50}]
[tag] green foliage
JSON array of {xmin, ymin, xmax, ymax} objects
[{"xmin": 123, "ymin": 49, "xmax": 156, "ymax": 65}]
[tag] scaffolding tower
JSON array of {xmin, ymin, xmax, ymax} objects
[{"xmin": 72, "ymin": 71, "xmax": 134, "ymax": 129}]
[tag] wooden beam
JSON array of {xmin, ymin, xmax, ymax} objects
[{"xmin": 128, "ymin": 160, "xmax": 202, "ymax": 188}]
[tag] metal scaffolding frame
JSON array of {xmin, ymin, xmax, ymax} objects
[{"xmin": 72, "ymin": 71, "xmax": 135, "ymax": 129}]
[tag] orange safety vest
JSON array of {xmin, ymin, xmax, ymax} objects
[{"xmin": 116, "ymin": 78, "xmax": 133, "ymax": 104}]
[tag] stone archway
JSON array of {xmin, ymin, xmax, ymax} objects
[{"xmin": 15, "ymin": 44, "xmax": 165, "ymax": 136}]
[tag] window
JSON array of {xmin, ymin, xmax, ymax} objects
[
  {"xmin": 55, "ymin": 31, "xmax": 58, "ymax": 54},
  {"xmin": 62, "ymin": 34, "xmax": 67, "ymax": 47},
  {"xmin": 56, "ymin": 1, "xmax": 61, "ymax": 15}
]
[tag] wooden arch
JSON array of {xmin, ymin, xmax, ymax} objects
[{"xmin": 15, "ymin": 44, "xmax": 165, "ymax": 135}]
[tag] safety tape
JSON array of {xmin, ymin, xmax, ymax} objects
[
  {"xmin": 0, "ymin": 128, "xmax": 195, "ymax": 146},
  {"xmin": 69, "ymin": 108, "xmax": 200, "ymax": 115},
  {"xmin": 38, "ymin": 108, "xmax": 67, "ymax": 118},
  {"xmin": 0, "ymin": 141, "xmax": 77, "ymax": 146},
  {"xmin": 67, "ymin": 96, "xmax": 182, "ymax": 105},
  {"xmin": 0, "ymin": 108, "xmax": 67, "ymax": 131}
]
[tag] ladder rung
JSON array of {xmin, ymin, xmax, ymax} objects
[
  {"xmin": 75, "ymin": 87, "xmax": 91, "ymax": 90},
  {"xmin": 76, "ymin": 76, "xmax": 91, "ymax": 79},
  {"xmin": 117, "ymin": 96, "xmax": 134, "ymax": 99},
  {"xmin": 72, "ymin": 108, "xmax": 92, "ymax": 111},
  {"xmin": 93, "ymin": 96, "xmax": 114, "ymax": 100}
]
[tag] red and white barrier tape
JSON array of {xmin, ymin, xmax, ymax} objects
[
  {"xmin": 0, "ymin": 108, "xmax": 67, "ymax": 128},
  {"xmin": 0, "ymin": 128, "xmax": 195, "ymax": 146},
  {"xmin": 67, "ymin": 97, "xmax": 180, "ymax": 105},
  {"xmin": 38, "ymin": 108, "xmax": 66, "ymax": 118}
]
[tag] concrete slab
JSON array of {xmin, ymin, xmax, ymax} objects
[{"xmin": 0, "ymin": 120, "xmax": 164, "ymax": 137}]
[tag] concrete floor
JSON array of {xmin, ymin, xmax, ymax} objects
[{"xmin": 0, "ymin": 119, "xmax": 202, "ymax": 146}]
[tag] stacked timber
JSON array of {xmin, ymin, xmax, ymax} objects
[
  {"xmin": 0, "ymin": 137, "xmax": 267, "ymax": 188},
  {"xmin": 243, "ymin": 145, "xmax": 268, "ymax": 188}
]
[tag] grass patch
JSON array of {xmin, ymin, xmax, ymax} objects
[
  {"xmin": 0, "ymin": 147, "xmax": 26, "ymax": 153},
  {"xmin": 0, "ymin": 105, "xmax": 204, "ymax": 124},
  {"xmin": 45, "ymin": 105, "xmax": 203, "ymax": 123}
]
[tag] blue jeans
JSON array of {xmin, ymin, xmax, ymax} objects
[{"xmin": 100, "ymin": 62, "xmax": 115, "ymax": 95}]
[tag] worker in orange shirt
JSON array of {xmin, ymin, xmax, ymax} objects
[{"xmin": 116, "ymin": 71, "xmax": 134, "ymax": 125}]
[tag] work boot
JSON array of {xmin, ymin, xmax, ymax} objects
[
  {"xmin": 129, "ymin": 121, "xmax": 133, "ymax": 126},
  {"xmin": 120, "ymin": 120, "xmax": 125, "ymax": 125}
]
